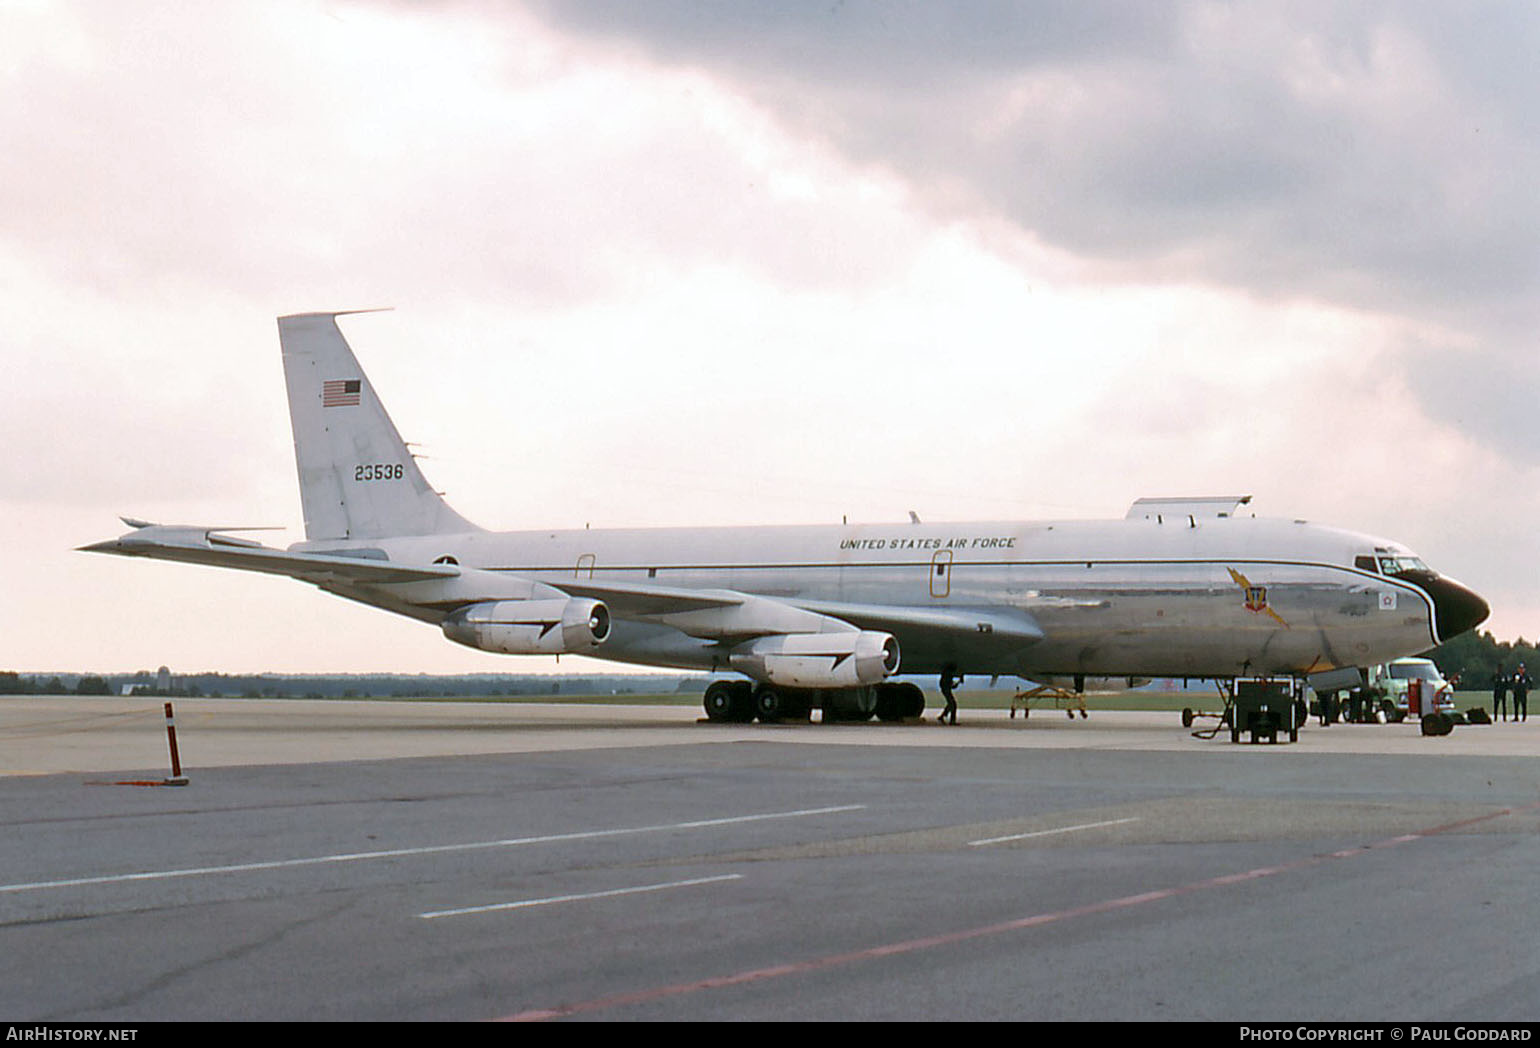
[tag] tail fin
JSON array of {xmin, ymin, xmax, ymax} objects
[{"xmin": 278, "ymin": 311, "xmax": 478, "ymax": 540}]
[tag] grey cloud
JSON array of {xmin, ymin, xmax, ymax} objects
[
  {"xmin": 523, "ymin": 0, "xmax": 1540, "ymax": 462},
  {"xmin": 523, "ymin": 1, "xmax": 1178, "ymax": 85},
  {"xmin": 529, "ymin": 1, "xmax": 1537, "ymax": 317},
  {"xmin": 1400, "ymin": 340, "xmax": 1540, "ymax": 465}
]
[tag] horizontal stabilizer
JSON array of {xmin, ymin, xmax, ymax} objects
[{"xmin": 80, "ymin": 522, "xmax": 459, "ymax": 586}]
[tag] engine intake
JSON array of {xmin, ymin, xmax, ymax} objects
[
  {"xmin": 442, "ymin": 598, "xmax": 610, "ymax": 655},
  {"xmin": 729, "ymin": 630, "xmax": 899, "ymax": 688}
]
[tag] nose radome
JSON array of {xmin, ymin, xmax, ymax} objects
[{"xmin": 1427, "ymin": 576, "xmax": 1490, "ymax": 643}]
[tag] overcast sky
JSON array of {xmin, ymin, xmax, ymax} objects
[{"xmin": 4, "ymin": 1, "xmax": 1536, "ymax": 675}]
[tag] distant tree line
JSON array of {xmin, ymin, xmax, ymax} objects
[
  {"xmin": 0, "ymin": 672, "xmax": 112, "ymax": 695},
  {"xmin": 1426, "ymin": 631, "xmax": 1536, "ymax": 690}
]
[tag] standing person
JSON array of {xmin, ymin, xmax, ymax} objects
[
  {"xmin": 1513, "ymin": 664, "xmax": 1530, "ymax": 723},
  {"xmin": 1493, "ymin": 668, "xmax": 1509, "ymax": 722},
  {"xmin": 938, "ymin": 668, "xmax": 961, "ymax": 725}
]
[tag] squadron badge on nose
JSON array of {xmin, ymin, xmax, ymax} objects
[{"xmin": 1228, "ymin": 567, "xmax": 1289, "ymax": 628}]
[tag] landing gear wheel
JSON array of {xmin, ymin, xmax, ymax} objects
[
  {"xmin": 703, "ymin": 681, "xmax": 736, "ymax": 723},
  {"xmin": 730, "ymin": 680, "xmax": 754, "ymax": 720},
  {"xmin": 754, "ymin": 685, "xmax": 789, "ymax": 723},
  {"xmin": 704, "ymin": 680, "xmax": 754, "ymax": 723},
  {"xmin": 875, "ymin": 684, "xmax": 906, "ymax": 722}
]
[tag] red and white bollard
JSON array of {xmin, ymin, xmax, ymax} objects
[{"xmin": 163, "ymin": 702, "xmax": 189, "ymax": 786}]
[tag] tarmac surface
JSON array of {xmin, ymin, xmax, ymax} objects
[{"xmin": 1, "ymin": 696, "xmax": 1537, "ymax": 1022}]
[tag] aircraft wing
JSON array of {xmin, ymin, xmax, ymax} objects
[
  {"xmin": 83, "ymin": 521, "xmax": 1045, "ymax": 672},
  {"xmin": 790, "ymin": 599, "xmax": 1045, "ymax": 647},
  {"xmin": 551, "ymin": 577, "xmax": 745, "ymax": 618},
  {"xmin": 80, "ymin": 523, "xmax": 821, "ymax": 634},
  {"xmin": 79, "ymin": 521, "xmax": 459, "ymax": 586},
  {"xmin": 557, "ymin": 576, "xmax": 1045, "ymax": 667}
]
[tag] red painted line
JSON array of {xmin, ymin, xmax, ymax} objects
[{"xmin": 499, "ymin": 802, "xmax": 1539, "ymax": 1022}]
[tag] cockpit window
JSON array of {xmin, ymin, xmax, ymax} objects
[{"xmin": 1356, "ymin": 554, "xmax": 1433, "ymax": 575}]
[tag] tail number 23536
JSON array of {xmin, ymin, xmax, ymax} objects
[{"xmin": 355, "ymin": 463, "xmax": 405, "ymax": 482}]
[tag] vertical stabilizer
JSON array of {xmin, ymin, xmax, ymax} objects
[{"xmin": 278, "ymin": 312, "xmax": 478, "ymax": 540}]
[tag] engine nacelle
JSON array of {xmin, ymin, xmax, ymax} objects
[
  {"xmin": 729, "ymin": 630, "xmax": 900, "ymax": 688},
  {"xmin": 442, "ymin": 598, "xmax": 610, "ymax": 655}
]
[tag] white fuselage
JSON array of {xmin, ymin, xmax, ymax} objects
[{"xmin": 297, "ymin": 514, "xmax": 1446, "ymax": 681}]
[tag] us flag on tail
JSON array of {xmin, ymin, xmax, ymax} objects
[{"xmin": 322, "ymin": 379, "xmax": 361, "ymax": 407}]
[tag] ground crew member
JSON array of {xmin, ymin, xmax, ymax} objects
[
  {"xmin": 939, "ymin": 668, "xmax": 961, "ymax": 725},
  {"xmin": 1512, "ymin": 664, "xmax": 1530, "ymax": 723},
  {"xmin": 1493, "ymin": 669, "xmax": 1509, "ymax": 722}
]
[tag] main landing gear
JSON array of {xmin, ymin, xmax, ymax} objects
[{"xmin": 702, "ymin": 680, "xmax": 926, "ymax": 724}]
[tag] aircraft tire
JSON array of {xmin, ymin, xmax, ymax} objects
[
  {"xmin": 729, "ymin": 681, "xmax": 755, "ymax": 721},
  {"xmin": 703, "ymin": 681, "xmax": 734, "ymax": 722},
  {"xmin": 874, "ymin": 684, "xmax": 905, "ymax": 722},
  {"xmin": 754, "ymin": 685, "xmax": 788, "ymax": 723}
]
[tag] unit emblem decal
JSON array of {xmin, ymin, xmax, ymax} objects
[{"xmin": 1227, "ymin": 568, "xmax": 1290, "ymax": 628}]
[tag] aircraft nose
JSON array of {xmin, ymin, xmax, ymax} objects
[{"xmin": 1427, "ymin": 576, "xmax": 1490, "ymax": 642}]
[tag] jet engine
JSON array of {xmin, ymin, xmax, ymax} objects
[
  {"xmin": 729, "ymin": 630, "xmax": 899, "ymax": 688},
  {"xmin": 441, "ymin": 598, "xmax": 610, "ymax": 655}
]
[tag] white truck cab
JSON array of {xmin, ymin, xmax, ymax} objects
[{"xmin": 1371, "ymin": 657, "xmax": 1456, "ymax": 715}]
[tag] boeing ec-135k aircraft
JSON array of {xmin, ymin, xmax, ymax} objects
[{"xmin": 83, "ymin": 312, "xmax": 1489, "ymax": 723}]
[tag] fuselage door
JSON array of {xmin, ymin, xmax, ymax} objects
[
  {"xmin": 930, "ymin": 549, "xmax": 952, "ymax": 598},
  {"xmin": 576, "ymin": 553, "xmax": 596, "ymax": 579}
]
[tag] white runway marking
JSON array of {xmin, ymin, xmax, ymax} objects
[
  {"xmin": 0, "ymin": 804, "xmax": 864, "ymax": 895},
  {"xmin": 419, "ymin": 874, "xmax": 744, "ymax": 919},
  {"xmin": 968, "ymin": 816, "xmax": 1139, "ymax": 847}
]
